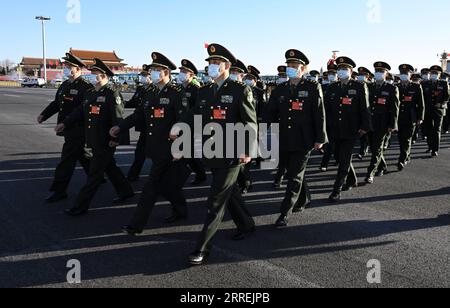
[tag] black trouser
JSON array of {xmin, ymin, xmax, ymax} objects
[
  {"xmin": 196, "ymin": 166, "xmax": 255, "ymax": 253},
  {"xmin": 359, "ymin": 135, "xmax": 370, "ymax": 157},
  {"xmin": 425, "ymin": 111, "xmax": 445, "ymax": 152},
  {"xmin": 279, "ymin": 150, "xmax": 312, "ymax": 216},
  {"xmin": 188, "ymin": 159, "xmax": 207, "ymax": 180},
  {"xmin": 333, "ymin": 138, "xmax": 358, "ymax": 193},
  {"xmin": 72, "ymin": 147, "xmax": 133, "ymax": 212},
  {"xmin": 128, "ymin": 159, "xmax": 191, "ymax": 231},
  {"xmin": 50, "ymin": 136, "xmax": 90, "ymax": 194},
  {"xmin": 367, "ymin": 130, "xmax": 388, "ymax": 178},
  {"xmin": 127, "ymin": 132, "xmax": 147, "ymax": 180},
  {"xmin": 398, "ymin": 123, "xmax": 416, "ymax": 164},
  {"xmin": 237, "ymin": 163, "xmax": 252, "ymax": 189},
  {"xmin": 321, "ymin": 142, "xmax": 334, "ymax": 168},
  {"xmin": 274, "ymin": 153, "xmax": 288, "ymax": 183}
]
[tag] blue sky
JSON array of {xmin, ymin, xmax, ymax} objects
[{"xmin": 1, "ymin": 0, "xmax": 450, "ymax": 74}]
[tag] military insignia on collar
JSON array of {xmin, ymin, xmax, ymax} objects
[{"xmin": 221, "ymin": 95, "xmax": 233, "ymax": 104}]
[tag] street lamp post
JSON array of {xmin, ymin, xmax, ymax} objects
[{"xmin": 35, "ymin": 16, "xmax": 51, "ymax": 84}]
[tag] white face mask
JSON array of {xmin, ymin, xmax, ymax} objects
[
  {"xmin": 374, "ymin": 72, "xmax": 386, "ymax": 82},
  {"xmin": 139, "ymin": 75, "xmax": 149, "ymax": 85},
  {"xmin": 277, "ymin": 77, "xmax": 288, "ymax": 84},
  {"xmin": 309, "ymin": 76, "xmax": 319, "ymax": 82},
  {"xmin": 322, "ymin": 80, "xmax": 330, "ymax": 85},
  {"xmin": 386, "ymin": 80, "xmax": 394, "ymax": 85},
  {"xmin": 286, "ymin": 67, "xmax": 300, "ymax": 79},
  {"xmin": 422, "ymin": 75, "xmax": 430, "ymax": 81},
  {"xmin": 244, "ymin": 79, "xmax": 254, "ymax": 87},
  {"xmin": 151, "ymin": 70, "xmax": 162, "ymax": 84},
  {"xmin": 400, "ymin": 74, "xmax": 410, "ymax": 82},
  {"xmin": 208, "ymin": 64, "xmax": 222, "ymax": 79},
  {"xmin": 431, "ymin": 74, "xmax": 439, "ymax": 81},
  {"xmin": 328, "ymin": 74, "xmax": 337, "ymax": 82},
  {"xmin": 357, "ymin": 75, "xmax": 367, "ymax": 82},
  {"xmin": 63, "ymin": 67, "xmax": 72, "ymax": 78},
  {"xmin": 337, "ymin": 69, "xmax": 351, "ymax": 80},
  {"xmin": 229, "ymin": 74, "xmax": 239, "ymax": 81},
  {"xmin": 177, "ymin": 72, "xmax": 188, "ymax": 84}
]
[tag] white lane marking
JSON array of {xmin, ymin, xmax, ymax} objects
[{"xmin": 2, "ymin": 94, "xmax": 21, "ymax": 98}]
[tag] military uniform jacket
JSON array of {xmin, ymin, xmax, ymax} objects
[
  {"xmin": 191, "ymin": 78, "xmax": 258, "ymax": 169},
  {"xmin": 125, "ymin": 84, "xmax": 155, "ymax": 132},
  {"xmin": 368, "ymin": 82, "xmax": 400, "ymax": 132},
  {"xmin": 121, "ymin": 83, "xmax": 187, "ymax": 162},
  {"xmin": 41, "ymin": 77, "xmax": 93, "ymax": 138},
  {"xmin": 266, "ymin": 80, "xmax": 327, "ymax": 152},
  {"xmin": 64, "ymin": 84, "xmax": 128, "ymax": 150},
  {"xmin": 398, "ymin": 83, "xmax": 425, "ymax": 126},
  {"xmin": 252, "ymin": 86, "xmax": 266, "ymax": 122},
  {"xmin": 324, "ymin": 80, "xmax": 372, "ymax": 140},
  {"xmin": 422, "ymin": 80, "xmax": 449, "ymax": 117},
  {"xmin": 181, "ymin": 82, "xmax": 200, "ymax": 110}
]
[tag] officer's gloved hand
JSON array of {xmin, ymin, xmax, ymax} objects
[
  {"xmin": 37, "ymin": 115, "xmax": 44, "ymax": 124},
  {"xmin": 109, "ymin": 140, "xmax": 120, "ymax": 148},
  {"xmin": 55, "ymin": 123, "xmax": 65, "ymax": 134}
]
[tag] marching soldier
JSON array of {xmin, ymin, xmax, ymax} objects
[
  {"xmin": 55, "ymin": 58, "xmax": 135, "ymax": 216},
  {"xmin": 112, "ymin": 52, "xmax": 191, "ymax": 232},
  {"xmin": 178, "ymin": 59, "xmax": 207, "ymax": 185},
  {"xmin": 365, "ymin": 62, "xmax": 400, "ymax": 184},
  {"xmin": 422, "ymin": 65, "xmax": 449, "ymax": 157},
  {"xmin": 397, "ymin": 64, "xmax": 425, "ymax": 171},
  {"xmin": 125, "ymin": 65, "xmax": 154, "ymax": 182},
  {"xmin": 266, "ymin": 49, "xmax": 326, "ymax": 228},
  {"xmin": 356, "ymin": 67, "xmax": 372, "ymax": 160},
  {"xmin": 320, "ymin": 63, "xmax": 338, "ymax": 172},
  {"xmin": 38, "ymin": 53, "xmax": 93, "ymax": 203},
  {"xmin": 325, "ymin": 57, "xmax": 372, "ymax": 202},
  {"xmin": 273, "ymin": 65, "xmax": 289, "ymax": 186},
  {"xmin": 187, "ymin": 43, "xmax": 257, "ymax": 265}
]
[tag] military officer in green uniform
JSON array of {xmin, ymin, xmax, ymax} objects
[
  {"xmin": 273, "ymin": 65, "xmax": 289, "ymax": 186},
  {"xmin": 111, "ymin": 52, "xmax": 191, "ymax": 232},
  {"xmin": 266, "ymin": 49, "xmax": 326, "ymax": 227},
  {"xmin": 325, "ymin": 57, "xmax": 372, "ymax": 203},
  {"xmin": 186, "ymin": 44, "xmax": 257, "ymax": 265},
  {"xmin": 55, "ymin": 58, "xmax": 135, "ymax": 216},
  {"xmin": 365, "ymin": 62, "xmax": 400, "ymax": 184},
  {"xmin": 177, "ymin": 59, "xmax": 207, "ymax": 185},
  {"xmin": 356, "ymin": 67, "xmax": 372, "ymax": 161},
  {"xmin": 422, "ymin": 65, "xmax": 449, "ymax": 157},
  {"xmin": 397, "ymin": 64, "xmax": 425, "ymax": 171},
  {"xmin": 230, "ymin": 59, "xmax": 248, "ymax": 83},
  {"xmin": 38, "ymin": 53, "xmax": 94, "ymax": 203},
  {"xmin": 124, "ymin": 64, "xmax": 154, "ymax": 182}
]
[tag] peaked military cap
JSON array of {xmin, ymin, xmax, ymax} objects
[
  {"xmin": 62, "ymin": 53, "xmax": 86, "ymax": 68},
  {"xmin": 150, "ymin": 52, "xmax": 177, "ymax": 70},
  {"xmin": 336, "ymin": 57, "xmax": 356, "ymax": 69},
  {"xmin": 205, "ymin": 43, "xmax": 237, "ymax": 63},
  {"xmin": 89, "ymin": 58, "xmax": 114, "ymax": 77},
  {"xmin": 247, "ymin": 65, "xmax": 261, "ymax": 80},
  {"xmin": 231, "ymin": 59, "xmax": 248, "ymax": 74},
  {"xmin": 358, "ymin": 67, "xmax": 372, "ymax": 76},
  {"xmin": 179, "ymin": 59, "xmax": 198, "ymax": 75},
  {"xmin": 374, "ymin": 61, "xmax": 391, "ymax": 71},
  {"xmin": 399, "ymin": 64, "xmax": 414, "ymax": 73},
  {"xmin": 430, "ymin": 65, "xmax": 443, "ymax": 73},
  {"xmin": 285, "ymin": 49, "xmax": 310, "ymax": 65}
]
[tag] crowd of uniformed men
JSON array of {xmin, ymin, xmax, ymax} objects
[{"xmin": 37, "ymin": 44, "xmax": 449, "ymax": 265}]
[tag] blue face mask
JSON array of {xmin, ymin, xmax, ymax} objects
[
  {"xmin": 286, "ymin": 67, "xmax": 300, "ymax": 79},
  {"xmin": 63, "ymin": 67, "xmax": 72, "ymax": 78},
  {"xmin": 328, "ymin": 74, "xmax": 337, "ymax": 82},
  {"xmin": 208, "ymin": 64, "xmax": 221, "ymax": 79},
  {"xmin": 139, "ymin": 75, "xmax": 149, "ymax": 85},
  {"xmin": 244, "ymin": 79, "xmax": 254, "ymax": 87},
  {"xmin": 229, "ymin": 74, "xmax": 239, "ymax": 81},
  {"xmin": 431, "ymin": 74, "xmax": 439, "ymax": 81},
  {"xmin": 375, "ymin": 72, "xmax": 386, "ymax": 81},
  {"xmin": 400, "ymin": 74, "xmax": 410, "ymax": 82},
  {"xmin": 177, "ymin": 72, "xmax": 188, "ymax": 84},
  {"xmin": 151, "ymin": 70, "xmax": 162, "ymax": 84},
  {"xmin": 337, "ymin": 69, "xmax": 350, "ymax": 80}
]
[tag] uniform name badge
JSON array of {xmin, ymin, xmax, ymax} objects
[
  {"xmin": 154, "ymin": 108, "xmax": 165, "ymax": 118},
  {"xmin": 91, "ymin": 106, "xmax": 101, "ymax": 115},
  {"xmin": 292, "ymin": 100, "xmax": 303, "ymax": 111},
  {"xmin": 404, "ymin": 96, "xmax": 413, "ymax": 102},
  {"xmin": 342, "ymin": 97, "xmax": 353, "ymax": 105},
  {"xmin": 377, "ymin": 98, "xmax": 387, "ymax": 105},
  {"xmin": 213, "ymin": 108, "xmax": 227, "ymax": 120},
  {"xmin": 70, "ymin": 89, "xmax": 79, "ymax": 95},
  {"xmin": 97, "ymin": 96, "xmax": 106, "ymax": 103}
]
